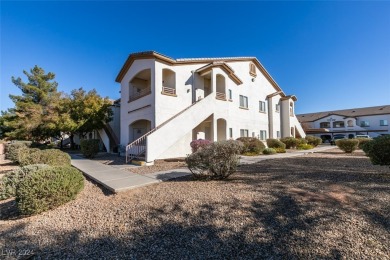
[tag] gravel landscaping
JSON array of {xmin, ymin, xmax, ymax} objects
[{"xmin": 1, "ymin": 148, "xmax": 389, "ymax": 259}]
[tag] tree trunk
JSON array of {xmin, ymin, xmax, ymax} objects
[{"xmin": 70, "ymin": 134, "xmax": 75, "ymax": 150}]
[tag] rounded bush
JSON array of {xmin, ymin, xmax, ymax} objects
[
  {"xmin": 190, "ymin": 139, "xmax": 212, "ymax": 153},
  {"xmin": 266, "ymin": 139, "xmax": 286, "ymax": 149},
  {"xmin": 16, "ymin": 166, "xmax": 84, "ymax": 215},
  {"xmin": 236, "ymin": 137, "xmax": 265, "ymax": 155},
  {"xmin": 297, "ymin": 144, "xmax": 314, "ymax": 150},
  {"xmin": 305, "ymin": 135, "xmax": 322, "ymax": 147},
  {"xmin": 363, "ymin": 135, "xmax": 390, "ymax": 166},
  {"xmin": 0, "ymin": 164, "xmax": 49, "ymax": 200},
  {"xmin": 356, "ymin": 138, "xmax": 372, "ymax": 150},
  {"xmin": 263, "ymin": 148, "xmax": 276, "ymax": 155},
  {"xmin": 336, "ymin": 139, "xmax": 359, "ymax": 153},
  {"xmin": 18, "ymin": 148, "xmax": 70, "ymax": 167},
  {"xmin": 274, "ymin": 147, "xmax": 286, "ymax": 153},
  {"xmin": 6, "ymin": 142, "xmax": 30, "ymax": 163},
  {"xmin": 80, "ymin": 139, "xmax": 100, "ymax": 158},
  {"xmin": 186, "ymin": 140, "xmax": 243, "ymax": 180},
  {"xmin": 280, "ymin": 137, "xmax": 300, "ymax": 149}
]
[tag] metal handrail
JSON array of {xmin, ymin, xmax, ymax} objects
[
  {"xmin": 129, "ymin": 87, "xmax": 151, "ymax": 102},
  {"xmin": 162, "ymin": 86, "xmax": 176, "ymax": 95},
  {"xmin": 216, "ymin": 92, "xmax": 226, "ymax": 100}
]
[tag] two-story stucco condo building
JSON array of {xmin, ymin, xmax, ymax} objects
[
  {"xmin": 297, "ymin": 105, "xmax": 390, "ymax": 141},
  {"xmin": 115, "ymin": 51, "xmax": 305, "ymax": 163}
]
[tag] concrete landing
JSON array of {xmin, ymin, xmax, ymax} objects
[{"xmin": 70, "ymin": 154, "xmax": 190, "ymax": 193}]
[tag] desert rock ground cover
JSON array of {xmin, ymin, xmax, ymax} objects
[{"xmin": 0, "ymin": 149, "xmax": 389, "ymax": 259}]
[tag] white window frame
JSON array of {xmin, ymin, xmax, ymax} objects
[
  {"xmin": 360, "ymin": 121, "xmax": 370, "ymax": 127},
  {"xmin": 260, "ymin": 130, "xmax": 267, "ymax": 140},
  {"xmin": 228, "ymin": 89, "xmax": 232, "ymax": 100},
  {"xmin": 239, "ymin": 95, "xmax": 248, "ymax": 109},
  {"xmin": 229, "ymin": 128, "xmax": 233, "ymax": 138},
  {"xmin": 259, "ymin": 101, "xmax": 266, "ymax": 113},
  {"xmin": 380, "ymin": 120, "xmax": 388, "ymax": 126},
  {"xmin": 240, "ymin": 129, "xmax": 249, "ymax": 137}
]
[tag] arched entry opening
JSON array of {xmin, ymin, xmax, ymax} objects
[{"xmin": 128, "ymin": 119, "xmax": 151, "ymax": 143}]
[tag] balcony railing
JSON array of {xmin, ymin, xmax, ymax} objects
[
  {"xmin": 162, "ymin": 86, "xmax": 176, "ymax": 96},
  {"xmin": 128, "ymin": 87, "xmax": 151, "ymax": 102},
  {"xmin": 215, "ymin": 92, "xmax": 227, "ymax": 101}
]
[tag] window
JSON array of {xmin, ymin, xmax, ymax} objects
[
  {"xmin": 259, "ymin": 101, "xmax": 266, "ymax": 113},
  {"xmin": 275, "ymin": 104, "xmax": 280, "ymax": 112},
  {"xmin": 347, "ymin": 120, "xmax": 354, "ymax": 127},
  {"xmin": 360, "ymin": 121, "xmax": 370, "ymax": 127},
  {"xmin": 228, "ymin": 89, "xmax": 232, "ymax": 100},
  {"xmin": 320, "ymin": 122, "xmax": 331, "ymax": 128},
  {"xmin": 260, "ymin": 130, "xmax": 267, "ymax": 140},
  {"xmin": 229, "ymin": 128, "xmax": 233, "ymax": 138},
  {"xmin": 333, "ymin": 121, "xmax": 345, "ymax": 128},
  {"xmin": 249, "ymin": 63, "xmax": 256, "ymax": 77},
  {"xmin": 276, "ymin": 131, "xmax": 281, "ymax": 138},
  {"xmin": 289, "ymin": 102, "xmax": 294, "ymax": 116},
  {"xmin": 240, "ymin": 129, "xmax": 249, "ymax": 137},
  {"xmin": 380, "ymin": 120, "xmax": 388, "ymax": 126},
  {"xmin": 239, "ymin": 95, "xmax": 248, "ymax": 109}
]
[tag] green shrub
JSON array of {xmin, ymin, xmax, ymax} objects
[
  {"xmin": 80, "ymin": 139, "xmax": 100, "ymax": 158},
  {"xmin": 6, "ymin": 142, "xmax": 31, "ymax": 163},
  {"xmin": 297, "ymin": 138, "xmax": 308, "ymax": 145},
  {"xmin": 336, "ymin": 139, "xmax": 359, "ymax": 153},
  {"xmin": 362, "ymin": 135, "xmax": 390, "ymax": 166},
  {"xmin": 305, "ymin": 135, "xmax": 322, "ymax": 147},
  {"xmin": 185, "ymin": 140, "xmax": 243, "ymax": 180},
  {"xmin": 16, "ymin": 166, "xmax": 84, "ymax": 215},
  {"xmin": 297, "ymin": 144, "xmax": 314, "ymax": 150},
  {"xmin": 263, "ymin": 148, "xmax": 276, "ymax": 155},
  {"xmin": 280, "ymin": 137, "xmax": 300, "ymax": 149},
  {"xmin": 0, "ymin": 164, "xmax": 49, "ymax": 200},
  {"xmin": 266, "ymin": 139, "xmax": 286, "ymax": 149},
  {"xmin": 356, "ymin": 138, "xmax": 372, "ymax": 150},
  {"xmin": 274, "ymin": 147, "xmax": 286, "ymax": 153},
  {"xmin": 236, "ymin": 137, "xmax": 265, "ymax": 155},
  {"xmin": 18, "ymin": 148, "xmax": 70, "ymax": 167}
]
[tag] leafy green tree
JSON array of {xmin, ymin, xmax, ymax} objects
[
  {"xmin": 66, "ymin": 88, "xmax": 113, "ymax": 148},
  {"xmin": 6, "ymin": 66, "xmax": 61, "ymax": 141}
]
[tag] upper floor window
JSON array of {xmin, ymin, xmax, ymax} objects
[
  {"xmin": 275, "ymin": 104, "xmax": 280, "ymax": 112},
  {"xmin": 320, "ymin": 122, "xmax": 331, "ymax": 128},
  {"xmin": 360, "ymin": 121, "xmax": 370, "ymax": 127},
  {"xmin": 228, "ymin": 89, "xmax": 233, "ymax": 100},
  {"xmin": 333, "ymin": 121, "xmax": 345, "ymax": 128},
  {"xmin": 259, "ymin": 101, "xmax": 266, "ymax": 113},
  {"xmin": 249, "ymin": 63, "xmax": 256, "ymax": 77},
  {"xmin": 240, "ymin": 129, "xmax": 249, "ymax": 137},
  {"xmin": 239, "ymin": 95, "xmax": 248, "ymax": 109},
  {"xmin": 260, "ymin": 130, "xmax": 267, "ymax": 140},
  {"xmin": 380, "ymin": 120, "xmax": 388, "ymax": 126},
  {"xmin": 229, "ymin": 128, "xmax": 233, "ymax": 138}
]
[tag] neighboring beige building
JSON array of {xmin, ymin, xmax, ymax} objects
[
  {"xmin": 297, "ymin": 105, "xmax": 390, "ymax": 141},
  {"xmin": 115, "ymin": 51, "xmax": 305, "ymax": 163}
]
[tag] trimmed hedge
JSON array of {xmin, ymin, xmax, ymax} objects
[
  {"xmin": 336, "ymin": 139, "xmax": 359, "ymax": 153},
  {"xmin": 0, "ymin": 164, "xmax": 49, "ymax": 200},
  {"xmin": 356, "ymin": 138, "xmax": 372, "ymax": 150},
  {"xmin": 274, "ymin": 147, "xmax": 286, "ymax": 153},
  {"xmin": 305, "ymin": 135, "xmax": 322, "ymax": 147},
  {"xmin": 6, "ymin": 142, "xmax": 31, "ymax": 163},
  {"xmin": 18, "ymin": 148, "xmax": 71, "ymax": 167},
  {"xmin": 263, "ymin": 148, "xmax": 276, "ymax": 155},
  {"xmin": 280, "ymin": 137, "xmax": 300, "ymax": 149},
  {"xmin": 190, "ymin": 139, "xmax": 212, "ymax": 153},
  {"xmin": 362, "ymin": 135, "xmax": 390, "ymax": 166},
  {"xmin": 297, "ymin": 144, "xmax": 314, "ymax": 150},
  {"xmin": 266, "ymin": 139, "xmax": 286, "ymax": 149},
  {"xmin": 186, "ymin": 140, "xmax": 243, "ymax": 180},
  {"xmin": 80, "ymin": 139, "xmax": 100, "ymax": 158},
  {"xmin": 236, "ymin": 137, "xmax": 265, "ymax": 155},
  {"xmin": 16, "ymin": 166, "xmax": 84, "ymax": 215}
]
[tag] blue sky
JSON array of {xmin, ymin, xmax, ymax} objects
[{"xmin": 1, "ymin": 1, "xmax": 389, "ymax": 114}]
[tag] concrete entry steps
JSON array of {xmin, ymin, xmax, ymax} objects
[
  {"xmin": 71, "ymin": 145, "xmax": 335, "ymax": 193},
  {"xmin": 70, "ymin": 154, "xmax": 191, "ymax": 193}
]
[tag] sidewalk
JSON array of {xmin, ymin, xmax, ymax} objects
[{"xmin": 71, "ymin": 145, "xmax": 335, "ymax": 193}]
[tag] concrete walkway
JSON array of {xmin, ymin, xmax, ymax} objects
[
  {"xmin": 71, "ymin": 145, "xmax": 335, "ymax": 193},
  {"xmin": 70, "ymin": 154, "xmax": 190, "ymax": 193}
]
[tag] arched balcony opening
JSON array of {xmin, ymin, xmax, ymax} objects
[
  {"xmin": 128, "ymin": 119, "xmax": 151, "ymax": 143},
  {"xmin": 162, "ymin": 69, "xmax": 176, "ymax": 96},
  {"xmin": 216, "ymin": 74, "xmax": 227, "ymax": 101},
  {"xmin": 347, "ymin": 119, "xmax": 354, "ymax": 127},
  {"xmin": 129, "ymin": 69, "xmax": 151, "ymax": 102}
]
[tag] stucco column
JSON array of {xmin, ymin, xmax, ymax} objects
[
  {"xmin": 212, "ymin": 114, "xmax": 217, "ymax": 141},
  {"xmin": 211, "ymin": 69, "xmax": 216, "ymax": 94}
]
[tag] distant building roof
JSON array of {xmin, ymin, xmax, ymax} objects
[{"xmin": 297, "ymin": 105, "xmax": 390, "ymax": 122}]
